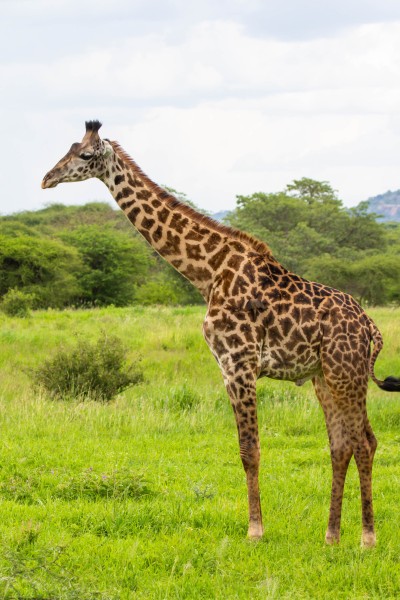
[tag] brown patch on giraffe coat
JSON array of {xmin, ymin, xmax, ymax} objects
[
  {"xmin": 140, "ymin": 229, "xmax": 152, "ymax": 244},
  {"xmin": 213, "ymin": 313, "xmax": 237, "ymax": 332},
  {"xmin": 116, "ymin": 187, "xmax": 134, "ymax": 201},
  {"xmin": 245, "ymin": 298, "xmax": 266, "ymax": 321},
  {"xmin": 221, "ymin": 269, "xmax": 235, "ymax": 296},
  {"xmin": 240, "ymin": 323, "xmax": 255, "ymax": 343},
  {"xmin": 120, "ymin": 199, "xmax": 135, "ymax": 211},
  {"xmin": 294, "ymin": 292, "xmax": 312, "ymax": 305},
  {"xmin": 152, "ymin": 225, "xmax": 163, "ymax": 242},
  {"xmin": 228, "ymin": 254, "xmax": 245, "ymax": 269},
  {"xmin": 142, "ymin": 204, "xmax": 154, "ymax": 215},
  {"xmin": 185, "ymin": 224, "xmax": 208, "ymax": 242},
  {"xmin": 158, "ymin": 207, "xmax": 170, "ymax": 223},
  {"xmin": 243, "ymin": 262, "xmax": 256, "ymax": 283},
  {"xmin": 183, "ymin": 264, "xmax": 212, "ymax": 282},
  {"xmin": 170, "ymin": 213, "xmax": 189, "ymax": 233},
  {"xmin": 137, "ymin": 189, "xmax": 153, "ymax": 201},
  {"xmin": 186, "ymin": 244, "xmax": 205, "ymax": 260},
  {"xmin": 171, "ymin": 259, "xmax": 183, "ymax": 268},
  {"xmin": 141, "ymin": 217, "xmax": 155, "ymax": 230},
  {"xmin": 204, "ymin": 232, "xmax": 223, "ymax": 252},
  {"xmin": 114, "ymin": 174, "xmax": 125, "ymax": 185},
  {"xmin": 231, "ymin": 241, "xmax": 246, "ymax": 253},
  {"xmin": 225, "ymin": 334, "xmax": 244, "ymax": 349},
  {"xmin": 127, "ymin": 173, "xmax": 139, "ymax": 188},
  {"xmin": 232, "ymin": 275, "xmax": 248, "ymax": 296},
  {"xmin": 159, "ymin": 231, "xmax": 181, "ymax": 255},
  {"xmin": 268, "ymin": 325, "xmax": 283, "ymax": 344},
  {"xmin": 126, "ymin": 206, "xmax": 141, "ymax": 222},
  {"xmin": 208, "ymin": 246, "xmax": 230, "ymax": 270},
  {"xmin": 279, "ymin": 316, "xmax": 294, "ymax": 337},
  {"xmin": 274, "ymin": 301, "xmax": 292, "ymax": 315}
]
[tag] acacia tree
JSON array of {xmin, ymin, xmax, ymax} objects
[
  {"xmin": 306, "ymin": 254, "xmax": 400, "ymax": 305},
  {"xmin": 227, "ymin": 178, "xmax": 386, "ymax": 275}
]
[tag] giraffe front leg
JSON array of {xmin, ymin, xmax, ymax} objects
[{"xmin": 225, "ymin": 375, "xmax": 263, "ymax": 539}]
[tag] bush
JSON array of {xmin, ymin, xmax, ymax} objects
[
  {"xmin": 1, "ymin": 288, "xmax": 36, "ymax": 317},
  {"xmin": 32, "ymin": 334, "xmax": 143, "ymax": 401}
]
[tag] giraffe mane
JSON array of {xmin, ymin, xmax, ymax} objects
[{"xmin": 109, "ymin": 140, "xmax": 272, "ymax": 256}]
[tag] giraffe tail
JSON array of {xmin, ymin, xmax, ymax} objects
[{"xmin": 369, "ymin": 319, "xmax": 400, "ymax": 392}]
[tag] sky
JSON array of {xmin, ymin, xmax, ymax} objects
[{"xmin": 2, "ymin": 0, "xmax": 400, "ymax": 215}]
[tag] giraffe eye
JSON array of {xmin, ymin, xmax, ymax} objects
[{"xmin": 80, "ymin": 152, "xmax": 93, "ymax": 160}]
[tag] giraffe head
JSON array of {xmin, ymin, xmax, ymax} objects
[{"xmin": 41, "ymin": 120, "xmax": 113, "ymax": 189}]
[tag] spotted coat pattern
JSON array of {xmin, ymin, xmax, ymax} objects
[{"xmin": 42, "ymin": 121, "xmax": 400, "ymax": 547}]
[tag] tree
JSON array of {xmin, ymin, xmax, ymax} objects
[
  {"xmin": 0, "ymin": 234, "xmax": 82, "ymax": 307},
  {"xmin": 305, "ymin": 254, "xmax": 400, "ymax": 305},
  {"xmin": 286, "ymin": 178, "xmax": 341, "ymax": 207},
  {"xmin": 61, "ymin": 225, "xmax": 151, "ymax": 306},
  {"xmin": 350, "ymin": 255, "xmax": 400, "ymax": 305},
  {"xmin": 227, "ymin": 178, "xmax": 386, "ymax": 276}
]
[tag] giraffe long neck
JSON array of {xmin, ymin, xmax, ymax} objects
[{"xmin": 101, "ymin": 142, "xmax": 260, "ymax": 300}]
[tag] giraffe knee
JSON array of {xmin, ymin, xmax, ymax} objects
[
  {"xmin": 239, "ymin": 435, "xmax": 260, "ymax": 471},
  {"xmin": 330, "ymin": 441, "xmax": 353, "ymax": 467}
]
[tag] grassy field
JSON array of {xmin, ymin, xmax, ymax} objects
[{"xmin": 0, "ymin": 305, "xmax": 399, "ymax": 599}]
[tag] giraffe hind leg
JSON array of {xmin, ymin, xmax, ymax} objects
[
  {"xmin": 320, "ymin": 372, "xmax": 377, "ymax": 547},
  {"xmin": 313, "ymin": 376, "xmax": 353, "ymax": 545},
  {"xmin": 358, "ymin": 417, "xmax": 378, "ymax": 547}
]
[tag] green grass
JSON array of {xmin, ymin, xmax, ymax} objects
[{"xmin": 0, "ymin": 306, "xmax": 399, "ymax": 599}]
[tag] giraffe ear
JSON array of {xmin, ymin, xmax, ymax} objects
[{"xmin": 102, "ymin": 140, "xmax": 113, "ymax": 157}]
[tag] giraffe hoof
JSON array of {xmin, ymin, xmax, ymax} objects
[
  {"xmin": 247, "ymin": 523, "xmax": 264, "ymax": 540},
  {"xmin": 361, "ymin": 531, "xmax": 376, "ymax": 548},
  {"xmin": 325, "ymin": 531, "xmax": 340, "ymax": 545}
]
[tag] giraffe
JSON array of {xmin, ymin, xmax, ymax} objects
[{"xmin": 42, "ymin": 121, "xmax": 400, "ymax": 546}]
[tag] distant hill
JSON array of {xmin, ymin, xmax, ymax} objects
[
  {"xmin": 212, "ymin": 210, "xmax": 229, "ymax": 222},
  {"xmin": 363, "ymin": 190, "xmax": 400, "ymax": 222}
]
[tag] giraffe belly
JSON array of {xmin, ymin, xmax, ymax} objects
[{"xmin": 259, "ymin": 344, "xmax": 321, "ymax": 382}]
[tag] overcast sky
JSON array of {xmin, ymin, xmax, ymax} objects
[{"xmin": 2, "ymin": 0, "xmax": 400, "ymax": 215}]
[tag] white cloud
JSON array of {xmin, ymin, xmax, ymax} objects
[{"xmin": 1, "ymin": 4, "xmax": 400, "ymax": 215}]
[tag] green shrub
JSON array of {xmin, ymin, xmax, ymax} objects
[
  {"xmin": 32, "ymin": 334, "xmax": 143, "ymax": 401},
  {"xmin": 1, "ymin": 288, "xmax": 36, "ymax": 317}
]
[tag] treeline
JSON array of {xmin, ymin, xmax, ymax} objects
[
  {"xmin": 0, "ymin": 178, "xmax": 399, "ymax": 309},
  {"xmin": 0, "ymin": 202, "xmax": 202, "ymax": 309},
  {"xmin": 227, "ymin": 179, "xmax": 400, "ymax": 305}
]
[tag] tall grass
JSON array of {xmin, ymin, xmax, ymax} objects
[{"xmin": 0, "ymin": 306, "xmax": 399, "ymax": 598}]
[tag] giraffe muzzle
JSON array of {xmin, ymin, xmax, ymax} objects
[{"xmin": 41, "ymin": 171, "xmax": 59, "ymax": 189}]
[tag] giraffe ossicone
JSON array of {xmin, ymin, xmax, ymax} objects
[{"xmin": 42, "ymin": 121, "xmax": 400, "ymax": 545}]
